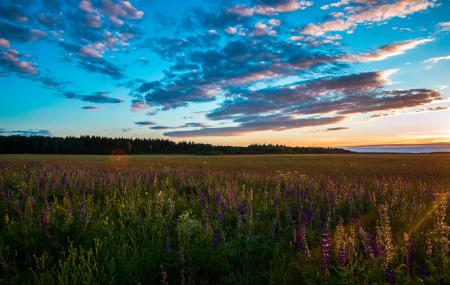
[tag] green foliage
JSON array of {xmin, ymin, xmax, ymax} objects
[{"xmin": 0, "ymin": 154, "xmax": 449, "ymax": 284}]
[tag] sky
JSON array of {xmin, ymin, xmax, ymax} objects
[{"xmin": 0, "ymin": 0, "xmax": 449, "ymax": 152}]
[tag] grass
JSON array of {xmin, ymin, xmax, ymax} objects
[{"xmin": 0, "ymin": 154, "xmax": 449, "ymax": 284}]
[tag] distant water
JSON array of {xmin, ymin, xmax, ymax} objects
[{"xmin": 344, "ymin": 144, "xmax": 450, "ymax": 154}]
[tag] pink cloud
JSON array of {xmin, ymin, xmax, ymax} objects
[
  {"xmin": 0, "ymin": 38, "xmax": 10, "ymax": 49},
  {"xmin": 86, "ymin": 13, "xmax": 102, "ymax": 28},
  {"xmin": 131, "ymin": 100, "xmax": 147, "ymax": 112},
  {"xmin": 320, "ymin": 0, "xmax": 351, "ymax": 10},
  {"xmin": 79, "ymin": 0, "xmax": 94, "ymax": 13},
  {"xmin": 101, "ymin": 0, "xmax": 144, "ymax": 22},
  {"xmin": 302, "ymin": 0, "xmax": 435, "ymax": 36},
  {"xmin": 341, "ymin": 38, "xmax": 433, "ymax": 62},
  {"xmin": 80, "ymin": 43, "xmax": 105, "ymax": 58},
  {"xmin": 1, "ymin": 48, "xmax": 38, "ymax": 75},
  {"xmin": 229, "ymin": 0, "xmax": 312, "ymax": 17}
]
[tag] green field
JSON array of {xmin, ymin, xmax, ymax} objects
[{"xmin": 1, "ymin": 154, "xmax": 449, "ymax": 284}]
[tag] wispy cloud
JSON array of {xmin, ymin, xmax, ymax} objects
[
  {"xmin": 341, "ymin": 38, "xmax": 433, "ymax": 63},
  {"xmin": 64, "ymin": 91, "xmax": 123, "ymax": 104},
  {"xmin": 0, "ymin": 129, "xmax": 53, "ymax": 137},
  {"xmin": 302, "ymin": 0, "xmax": 435, "ymax": 36},
  {"xmin": 424, "ymin": 55, "xmax": 450, "ymax": 66}
]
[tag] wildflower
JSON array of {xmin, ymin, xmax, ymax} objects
[
  {"xmin": 403, "ymin": 233, "xmax": 413, "ymax": 272},
  {"xmin": 335, "ymin": 217, "xmax": 347, "ymax": 267},
  {"xmin": 40, "ymin": 200, "xmax": 49, "ymax": 237},
  {"xmin": 63, "ymin": 195, "xmax": 72, "ymax": 224},
  {"xmin": 359, "ymin": 226, "xmax": 374, "ymax": 259},
  {"xmin": 433, "ymin": 193, "xmax": 449, "ymax": 261},
  {"xmin": 321, "ymin": 231, "xmax": 332, "ymax": 274},
  {"xmin": 385, "ymin": 265, "xmax": 396, "ymax": 285},
  {"xmin": 425, "ymin": 235, "xmax": 433, "ymax": 259},
  {"xmin": 200, "ymin": 191, "xmax": 206, "ymax": 208},
  {"xmin": 217, "ymin": 211, "xmax": 224, "ymax": 224},
  {"xmin": 215, "ymin": 192, "xmax": 221, "ymax": 205},
  {"xmin": 321, "ymin": 216, "xmax": 332, "ymax": 274},
  {"xmin": 165, "ymin": 240, "xmax": 173, "ymax": 253},
  {"xmin": 377, "ymin": 205, "xmax": 395, "ymax": 267},
  {"xmin": 237, "ymin": 202, "xmax": 245, "ymax": 225},
  {"xmin": 298, "ymin": 222, "xmax": 310, "ymax": 257},
  {"xmin": 213, "ymin": 228, "xmax": 222, "ymax": 247},
  {"xmin": 248, "ymin": 189, "xmax": 253, "ymax": 226}
]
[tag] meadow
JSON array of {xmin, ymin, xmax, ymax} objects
[{"xmin": 0, "ymin": 154, "xmax": 449, "ymax": 284}]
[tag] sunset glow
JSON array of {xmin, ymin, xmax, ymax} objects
[{"xmin": 0, "ymin": 0, "xmax": 449, "ymax": 152}]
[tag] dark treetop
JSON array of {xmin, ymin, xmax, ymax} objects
[{"xmin": 0, "ymin": 135, "xmax": 352, "ymax": 155}]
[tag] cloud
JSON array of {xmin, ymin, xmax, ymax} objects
[
  {"xmin": 427, "ymin": 106, "xmax": 448, "ymax": 111},
  {"xmin": 0, "ymin": 4, "xmax": 28, "ymax": 23},
  {"xmin": 302, "ymin": 0, "xmax": 435, "ymax": 36},
  {"xmin": 321, "ymin": 0, "xmax": 351, "ymax": 10},
  {"xmin": 82, "ymin": 106, "xmax": 100, "ymax": 110},
  {"xmin": 150, "ymin": 126, "xmax": 171, "ymax": 130},
  {"xmin": 100, "ymin": 0, "xmax": 144, "ymax": 22},
  {"xmin": 199, "ymin": 70, "xmax": 442, "ymax": 137},
  {"xmin": 61, "ymin": 42, "xmax": 124, "ymax": 78},
  {"xmin": 340, "ymin": 38, "xmax": 433, "ymax": 62},
  {"xmin": 228, "ymin": 0, "xmax": 313, "ymax": 17},
  {"xmin": 79, "ymin": 1, "xmax": 94, "ymax": 13},
  {"xmin": 64, "ymin": 91, "xmax": 123, "ymax": 103},
  {"xmin": 2, "ymin": 0, "xmax": 144, "ymax": 80},
  {"xmin": 150, "ymin": 122, "xmax": 208, "ymax": 131},
  {"xmin": 131, "ymin": 99, "xmax": 147, "ymax": 112},
  {"xmin": 0, "ymin": 129, "xmax": 53, "ymax": 137},
  {"xmin": 208, "ymin": 70, "xmax": 398, "ymax": 120},
  {"xmin": 437, "ymin": 21, "xmax": 450, "ymax": 31},
  {"xmin": 0, "ymin": 44, "xmax": 38, "ymax": 75},
  {"xmin": 326, "ymin": 127, "xmax": 348, "ymax": 131},
  {"xmin": 135, "ymin": 121, "xmax": 155, "ymax": 126},
  {"xmin": 164, "ymin": 116, "xmax": 344, "ymax": 137},
  {"xmin": 346, "ymin": 143, "xmax": 450, "ymax": 153},
  {"xmin": 0, "ymin": 22, "xmax": 46, "ymax": 42},
  {"xmin": 424, "ymin": 55, "xmax": 450, "ymax": 65}
]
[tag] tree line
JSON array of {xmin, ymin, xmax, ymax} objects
[{"xmin": 0, "ymin": 135, "xmax": 353, "ymax": 155}]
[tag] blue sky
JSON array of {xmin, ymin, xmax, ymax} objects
[{"xmin": 0, "ymin": 0, "xmax": 449, "ymax": 150}]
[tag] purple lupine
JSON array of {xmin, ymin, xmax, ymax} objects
[
  {"xmin": 215, "ymin": 192, "xmax": 221, "ymax": 204},
  {"xmin": 373, "ymin": 238, "xmax": 380, "ymax": 258},
  {"xmin": 298, "ymin": 222, "xmax": 308, "ymax": 253},
  {"xmin": 163, "ymin": 226, "xmax": 172, "ymax": 253},
  {"xmin": 362, "ymin": 230, "xmax": 374, "ymax": 258},
  {"xmin": 321, "ymin": 231, "xmax": 332, "ymax": 274},
  {"xmin": 338, "ymin": 245, "xmax": 348, "ymax": 268},
  {"xmin": 165, "ymin": 240, "xmax": 173, "ymax": 253},
  {"xmin": 200, "ymin": 191, "xmax": 206, "ymax": 208},
  {"xmin": 217, "ymin": 211, "xmax": 225, "ymax": 224},
  {"xmin": 40, "ymin": 200, "xmax": 49, "ymax": 237},
  {"xmin": 213, "ymin": 228, "xmax": 222, "ymax": 247},
  {"xmin": 405, "ymin": 237, "xmax": 414, "ymax": 272},
  {"xmin": 237, "ymin": 202, "xmax": 245, "ymax": 224},
  {"xmin": 38, "ymin": 174, "xmax": 47, "ymax": 197},
  {"xmin": 284, "ymin": 186, "xmax": 291, "ymax": 205},
  {"xmin": 202, "ymin": 208, "xmax": 210, "ymax": 230},
  {"xmin": 385, "ymin": 265, "xmax": 396, "ymax": 285},
  {"xmin": 38, "ymin": 174, "xmax": 50, "ymax": 237}
]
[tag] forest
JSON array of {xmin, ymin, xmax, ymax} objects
[{"xmin": 0, "ymin": 135, "xmax": 353, "ymax": 155}]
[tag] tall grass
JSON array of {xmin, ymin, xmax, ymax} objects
[{"xmin": 0, "ymin": 155, "xmax": 449, "ymax": 284}]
